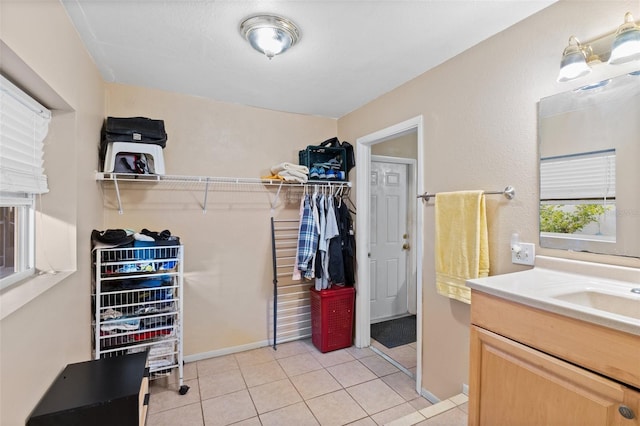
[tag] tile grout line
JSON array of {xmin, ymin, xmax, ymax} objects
[
  {"xmin": 148, "ymin": 341, "xmax": 439, "ymax": 425},
  {"xmin": 257, "ymin": 347, "xmax": 411, "ymax": 424},
  {"xmin": 369, "ymin": 345, "xmax": 416, "ymax": 379},
  {"xmin": 384, "ymin": 393, "xmax": 469, "ymax": 426}
]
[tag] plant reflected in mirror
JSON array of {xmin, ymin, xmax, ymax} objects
[{"xmin": 540, "ymin": 204, "xmax": 614, "ymax": 235}]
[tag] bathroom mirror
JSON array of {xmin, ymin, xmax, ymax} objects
[{"xmin": 538, "ymin": 70, "xmax": 640, "ymax": 258}]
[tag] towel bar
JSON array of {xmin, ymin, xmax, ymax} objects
[{"xmin": 418, "ymin": 186, "xmax": 515, "ymax": 202}]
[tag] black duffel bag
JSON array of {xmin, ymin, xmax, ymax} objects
[
  {"xmin": 320, "ymin": 137, "xmax": 355, "ymax": 173},
  {"xmin": 100, "ymin": 116, "xmax": 167, "ymax": 167}
]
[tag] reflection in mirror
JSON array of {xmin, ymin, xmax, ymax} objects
[
  {"xmin": 538, "ymin": 70, "xmax": 640, "ymax": 258},
  {"xmin": 540, "ymin": 149, "xmax": 616, "ymax": 241}
]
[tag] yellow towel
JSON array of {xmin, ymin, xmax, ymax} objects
[{"xmin": 434, "ymin": 190, "xmax": 489, "ymax": 304}]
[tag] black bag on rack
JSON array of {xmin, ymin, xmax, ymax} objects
[
  {"xmin": 99, "ymin": 117, "xmax": 167, "ymax": 167},
  {"xmin": 102, "ymin": 117, "xmax": 167, "ymax": 146},
  {"xmin": 91, "ymin": 229, "xmax": 134, "ymax": 249}
]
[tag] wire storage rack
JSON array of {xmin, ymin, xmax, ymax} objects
[{"xmin": 92, "ymin": 244, "xmax": 189, "ymax": 395}]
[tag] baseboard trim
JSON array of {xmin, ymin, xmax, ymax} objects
[
  {"xmin": 420, "ymin": 388, "xmax": 440, "ymax": 404},
  {"xmin": 184, "ymin": 339, "xmax": 270, "ymax": 363}
]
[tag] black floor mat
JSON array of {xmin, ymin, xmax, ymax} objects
[{"xmin": 370, "ymin": 315, "xmax": 416, "ymax": 349}]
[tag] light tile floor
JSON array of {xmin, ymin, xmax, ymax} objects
[
  {"xmin": 369, "ymin": 339, "xmax": 417, "ymax": 377},
  {"xmin": 146, "ymin": 339, "xmax": 468, "ymax": 426}
]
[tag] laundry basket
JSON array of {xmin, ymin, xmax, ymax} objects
[{"xmin": 310, "ymin": 286, "xmax": 355, "ymax": 353}]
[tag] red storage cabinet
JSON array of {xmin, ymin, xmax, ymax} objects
[{"xmin": 310, "ymin": 286, "xmax": 355, "ymax": 352}]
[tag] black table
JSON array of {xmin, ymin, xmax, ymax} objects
[{"xmin": 27, "ymin": 352, "xmax": 149, "ymax": 426}]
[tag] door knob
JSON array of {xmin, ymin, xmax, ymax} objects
[{"xmin": 402, "ymin": 243, "xmax": 410, "ymax": 250}]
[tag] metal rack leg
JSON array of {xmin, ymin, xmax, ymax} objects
[{"xmin": 271, "ymin": 217, "xmax": 278, "ymax": 350}]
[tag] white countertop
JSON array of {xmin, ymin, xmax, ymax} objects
[{"xmin": 467, "ymin": 262, "xmax": 640, "ymax": 336}]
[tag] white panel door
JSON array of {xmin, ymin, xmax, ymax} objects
[{"xmin": 370, "ymin": 161, "xmax": 409, "ymax": 321}]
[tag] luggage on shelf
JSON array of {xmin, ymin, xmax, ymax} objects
[{"xmin": 100, "ymin": 116, "xmax": 167, "ymax": 171}]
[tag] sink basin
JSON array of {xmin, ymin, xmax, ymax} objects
[
  {"xmin": 467, "ymin": 261, "xmax": 640, "ymax": 336},
  {"xmin": 551, "ymin": 290, "xmax": 640, "ymax": 320}
]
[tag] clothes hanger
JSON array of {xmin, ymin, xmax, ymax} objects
[
  {"xmin": 332, "ymin": 184, "xmax": 341, "ymax": 207},
  {"xmin": 344, "ymin": 193, "xmax": 357, "ymax": 215}
]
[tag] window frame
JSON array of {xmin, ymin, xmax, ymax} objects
[
  {"xmin": 0, "ymin": 73, "xmax": 50, "ymax": 289},
  {"xmin": 0, "ymin": 197, "xmax": 35, "ymax": 290}
]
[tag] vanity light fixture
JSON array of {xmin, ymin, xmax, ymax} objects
[
  {"xmin": 608, "ymin": 12, "xmax": 640, "ymax": 64},
  {"xmin": 557, "ymin": 36, "xmax": 592, "ymax": 82},
  {"xmin": 558, "ymin": 8, "xmax": 640, "ymax": 82},
  {"xmin": 240, "ymin": 14, "xmax": 300, "ymax": 59}
]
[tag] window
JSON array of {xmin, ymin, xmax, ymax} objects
[
  {"xmin": 0, "ymin": 74, "xmax": 51, "ymax": 289},
  {"xmin": 540, "ymin": 149, "xmax": 616, "ymax": 241}
]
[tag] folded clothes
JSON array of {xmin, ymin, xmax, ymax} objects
[
  {"xmin": 100, "ymin": 308, "xmax": 123, "ymax": 321},
  {"xmin": 134, "ymin": 232, "xmax": 155, "ymax": 242},
  {"xmin": 149, "ymin": 358, "xmax": 174, "ymax": 370},
  {"xmin": 117, "ymin": 262, "xmax": 156, "ymax": 273},
  {"xmin": 279, "ymin": 169, "xmax": 308, "ymax": 183},
  {"xmin": 100, "ymin": 318, "xmax": 140, "ymax": 332},
  {"xmin": 261, "ymin": 174, "xmax": 285, "ymax": 181},
  {"xmin": 270, "ymin": 162, "xmax": 309, "ymax": 175},
  {"xmin": 149, "ymin": 342, "xmax": 175, "ymax": 357},
  {"xmin": 262, "ymin": 170, "xmax": 308, "ymax": 184},
  {"xmin": 141, "ymin": 315, "xmax": 173, "ymax": 329},
  {"xmin": 133, "ymin": 329, "xmax": 172, "ymax": 341}
]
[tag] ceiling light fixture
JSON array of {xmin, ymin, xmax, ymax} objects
[{"xmin": 240, "ymin": 14, "xmax": 300, "ymax": 59}]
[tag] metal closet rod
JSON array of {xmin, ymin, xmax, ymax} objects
[{"xmin": 417, "ymin": 186, "xmax": 515, "ymax": 202}]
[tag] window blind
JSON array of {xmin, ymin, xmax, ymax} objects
[
  {"xmin": 540, "ymin": 150, "xmax": 616, "ymax": 200},
  {"xmin": 0, "ymin": 74, "xmax": 51, "ymax": 196}
]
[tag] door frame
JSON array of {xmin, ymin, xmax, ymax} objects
[
  {"xmin": 371, "ymin": 155, "xmax": 417, "ymax": 318},
  {"xmin": 355, "ymin": 116, "xmax": 424, "ymax": 395}
]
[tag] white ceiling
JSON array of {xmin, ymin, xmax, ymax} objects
[{"xmin": 62, "ymin": 0, "xmax": 556, "ymax": 119}]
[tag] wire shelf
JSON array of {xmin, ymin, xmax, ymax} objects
[{"xmin": 96, "ymin": 172, "xmax": 351, "ymax": 214}]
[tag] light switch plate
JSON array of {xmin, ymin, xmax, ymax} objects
[{"xmin": 512, "ymin": 242, "xmax": 535, "ymax": 265}]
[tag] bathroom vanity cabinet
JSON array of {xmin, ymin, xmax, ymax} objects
[{"xmin": 469, "ymin": 290, "xmax": 640, "ymax": 426}]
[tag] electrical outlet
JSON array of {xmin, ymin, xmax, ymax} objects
[{"xmin": 512, "ymin": 242, "xmax": 535, "ymax": 265}]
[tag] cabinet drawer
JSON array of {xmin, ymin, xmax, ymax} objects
[
  {"xmin": 470, "ymin": 326, "xmax": 640, "ymax": 426},
  {"xmin": 471, "ymin": 290, "xmax": 640, "ymax": 388}
]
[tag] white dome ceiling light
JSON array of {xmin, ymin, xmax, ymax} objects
[{"xmin": 240, "ymin": 15, "xmax": 300, "ymax": 59}]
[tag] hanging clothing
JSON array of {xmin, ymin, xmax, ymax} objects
[
  {"xmin": 315, "ymin": 194, "xmax": 327, "ymax": 290},
  {"xmin": 337, "ymin": 199, "xmax": 356, "ymax": 286},
  {"xmin": 292, "ymin": 196, "xmax": 305, "ymax": 281},
  {"xmin": 317, "ymin": 194, "xmax": 340, "ymax": 289},
  {"xmin": 296, "ymin": 194, "xmax": 319, "ymax": 279},
  {"xmin": 326, "ymin": 195, "xmax": 344, "ymax": 286},
  {"xmin": 307, "ymin": 192, "xmax": 321, "ymax": 280},
  {"xmin": 295, "ymin": 189, "xmax": 355, "ymax": 286}
]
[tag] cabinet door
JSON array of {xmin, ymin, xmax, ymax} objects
[{"xmin": 469, "ymin": 326, "xmax": 640, "ymax": 426}]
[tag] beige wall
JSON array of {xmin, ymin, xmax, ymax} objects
[
  {"xmin": 0, "ymin": 0, "xmax": 106, "ymax": 424},
  {"xmin": 371, "ymin": 131, "xmax": 418, "ymax": 159},
  {"xmin": 338, "ymin": 0, "xmax": 640, "ymax": 398},
  {"xmin": 104, "ymin": 83, "xmax": 337, "ymax": 355},
  {"xmin": 3, "ymin": 1, "xmax": 640, "ymax": 423}
]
